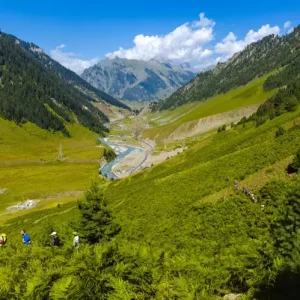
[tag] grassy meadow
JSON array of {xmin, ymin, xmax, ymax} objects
[
  {"xmin": 0, "ymin": 118, "xmax": 103, "ymax": 219},
  {"xmin": 143, "ymin": 75, "xmax": 276, "ymax": 142}
]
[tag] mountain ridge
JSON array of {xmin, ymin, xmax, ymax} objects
[
  {"xmin": 14, "ymin": 37, "xmax": 130, "ymax": 110},
  {"xmin": 0, "ymin": 31, "xmax": 110, "ymax": 135},
  {"xmin": 157, "ymin": 25, "xmax": 300, "ymax": 111},
  {"xmin": 81, "ymin": 57, "xmax": 195, "ymax": 102}
]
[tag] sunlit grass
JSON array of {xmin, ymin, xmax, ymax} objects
[{"xmin": 143, "ymin": 75, "xmax": 276, "ymax": 142}]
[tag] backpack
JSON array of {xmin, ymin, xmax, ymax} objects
[{"xmin": 0, "ymin": 233, "xmax": 7, "ymax": 245}]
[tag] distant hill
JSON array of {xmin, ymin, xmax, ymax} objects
[
  {"xmin": 81, "ymin": 57, "xmax": 195, "ymax": 102},
  {"xmin": 0, "ymin": 31, "xmax": 111, "ymax": 135},
  {"xmin": 157, "ymin": 25, "xmax": 300, "ymax": 110}
]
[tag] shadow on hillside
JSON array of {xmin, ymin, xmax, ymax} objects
[{"xmin": 254, "ymin": 267, "xmax": 300, "ymax": 300}]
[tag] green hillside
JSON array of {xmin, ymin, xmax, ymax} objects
[
  {"xmin": 1, "ymin": 93, "xmax": 300, "ymax": 298},
  {"xmin": 0, "ymin": 32, "xmax": 109, "ymax": 135},
  {"xmin": 157, "ymin": 25, "xmax": 300, "ymax": 111},
  {"xmin": 144, "ymin": 74, "xmax": 276, "ymax": 144},
  {"xmin": 0, "ymin": 117, "xmax": 104, "ymax": 218},
  {"xmin": 2, "ymin": 23, "xmax": 300, "ymax": 300}
]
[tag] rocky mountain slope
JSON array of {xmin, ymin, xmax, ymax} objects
[
  {"xmin": 81, "ymin": 57, "xmax": 195, "ymax": 102},
  {"xmin": 157, "ymin": 25, "xmax": 300, "ymax": 110}
]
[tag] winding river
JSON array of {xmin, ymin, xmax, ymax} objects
[{"xmin": 99, "ymin": 137, "xmax": 143, "ymax": 179}]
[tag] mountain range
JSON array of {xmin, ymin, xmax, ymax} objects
[
  {"xmin": 81, "ymin": 57, "xmax": 195, "ymax": 102},
  {"xmin": 157, "ymin": 25, "xmax": 300, "ymax": 111}
]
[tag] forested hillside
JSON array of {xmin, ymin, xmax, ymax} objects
[
  {"xmin": 0, "ymin": 32, "xmax": 109, "ymax": 135},
  {"xmin": 157, "ymin": 25, "xmax": 300, "ymax": 110},
  {"xmin": 17, "ymin": 39, "xmax": 130, "ymax": 110}
]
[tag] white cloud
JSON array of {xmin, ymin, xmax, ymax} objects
[
  {"xmin": 284, "ymin": 21, "xmax": 292, "ymax": 29},
  {"xmin": 192, "ymin": 12, "xmax": 216, "ymax": 28},
  {"xmin": 283, "ymin": 21, "xmax": 294, "ymax": 34},
  {"xmin": 50, "ymin": 45, "xmax": 99, "ymax": 74},
  {"xmin": 214, "ymin": 32, "xmax": 244, "ymax": 58},
  {"xmin": 49, "ymin": 13, "xmax": 285, "ymax": 73},
  {"xmin": 106, "ymin": 13, "xmax": 215, "ymax": 66},
  {"xmin": 215, "ymin": 24, "xmax": 280, "ymax": 60}
]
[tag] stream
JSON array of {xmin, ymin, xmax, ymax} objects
[{"xmin": 99, "ymin": 137, "xmax": 143, "ymax": 179}]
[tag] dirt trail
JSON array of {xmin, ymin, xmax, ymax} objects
[
  {"xmin": 166, "ymin": 104, "xmax": 259, "ymax": 143},
  {"xmin": 34, "ymin": 206, "xmax": 76, "ymax": 224}
]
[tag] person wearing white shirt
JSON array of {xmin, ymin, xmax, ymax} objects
[{"xmin": 73, "ymin": 232, "xmax": 79, "ymax": 248}]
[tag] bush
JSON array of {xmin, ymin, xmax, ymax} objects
[
  {"xmin": 256, "ymin": 116, "xmax": 267, "ymax": 127},
  {"xmin": 276, "ymin": 126, "xmax": 286, "ymax": 137},
  {"xmin": 285, "ymin": 96, "xmax": 298, "ymax": 112},
  {"xmin": 238, "ymin": 116, "xmax": 247, "ymax": 126},
  {"xmin": 217, "ymin": 124, "xmax": 226, "ymax": 133},
  {"xmin": 103, "ymin": 148, "xmax": 117, "ymax": 162},
  {"xmin": 288, "ymin": 149, "xmax": 300, "ymax": 173}
]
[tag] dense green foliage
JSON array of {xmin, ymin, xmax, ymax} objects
[
  {"xmin": 263, "ymin": 40, "xmax": 300, "ymax": 91},
  {"xmin": 104, "ymin": 147, "xmax": 117, "ymax": 162},
  {"xmin": 157, "ymin": 26, "xmax": 300, "ymax": 110},
  {"xmin": 2, "ymin": 178, "xmax": 300, "ymax": 299},
  {"xmin": 275, "ymin": 126, "xmax": 286, "ymax": 137},
  {"xmin": 0, "ymin": 32, "xmax": 109, "ymax": 134},
  {"xmin": 244, "ymin": 73, "xmax": 300, "ymax": 127},
  {"xmin": 288, "ymin": 148, "xmax": 300, "ymax": 173}
]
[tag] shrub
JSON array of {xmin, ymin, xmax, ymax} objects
[
  {"xmin": 288, "ymin": 149, "xmax": 300, "ymax": 173},
  {"xmin": 217, "ymin": 124, "xmax": 226, "ymax": 133},
  {"xmin": 276, "ymin": 126, "xmax": 286, "ymax": 137},
  {"xmin": 103, "ymin": 148, "xmax": 117, "ymax": 162},
  {"xmin": 285, "ymin": 96, "xmax": 298, "ymax": 112}
]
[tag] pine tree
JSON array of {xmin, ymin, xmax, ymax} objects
[{"xmin": 77, "ymin": 182, "xmax": 120, "ymax": 244}]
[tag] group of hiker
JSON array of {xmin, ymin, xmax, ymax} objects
[
  {"xmin": 224, "ymin": 177, "xmax": 265, "ymax": 211},
  {"xmin": 234, "ymin": 180, "xmax": 257, "ymax": 203},
  {"xmin": 0, "ymin": 230, "xmax": 80, "ymax": 248}
]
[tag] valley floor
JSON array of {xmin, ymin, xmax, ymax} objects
[{"xmin": 0, "ymin": 120, "xmax": 104, "ymax": 222}]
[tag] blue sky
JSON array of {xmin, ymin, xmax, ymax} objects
[{"xmin": 1, "ymin": 0, "xmax": 299, "ymax": 73}]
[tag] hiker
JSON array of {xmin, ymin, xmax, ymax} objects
[
  {"xmin": 245, "ymin": 187, "xmax": 250, "ymax": 197},
  {"xmin": 73, "ymin": 232, "xmax": 79, "ymax": 248},
  {"xmin": 21, "ymin": 229, "xmax": 31, "ymax": 245},
  {"xmin": 50, "ymin": 232, "xmax": 60, "ymax": 247},
  {"xmin": 0, "ymin": 233, "xmax": 7, "ymax": 247},
  {"xmin": 234, "ymin": 180, "xmax": 239, "ymax": 190},
  {"xmin": 250, "ymin": 194, "xmax": 256, "ymax": 203}
]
